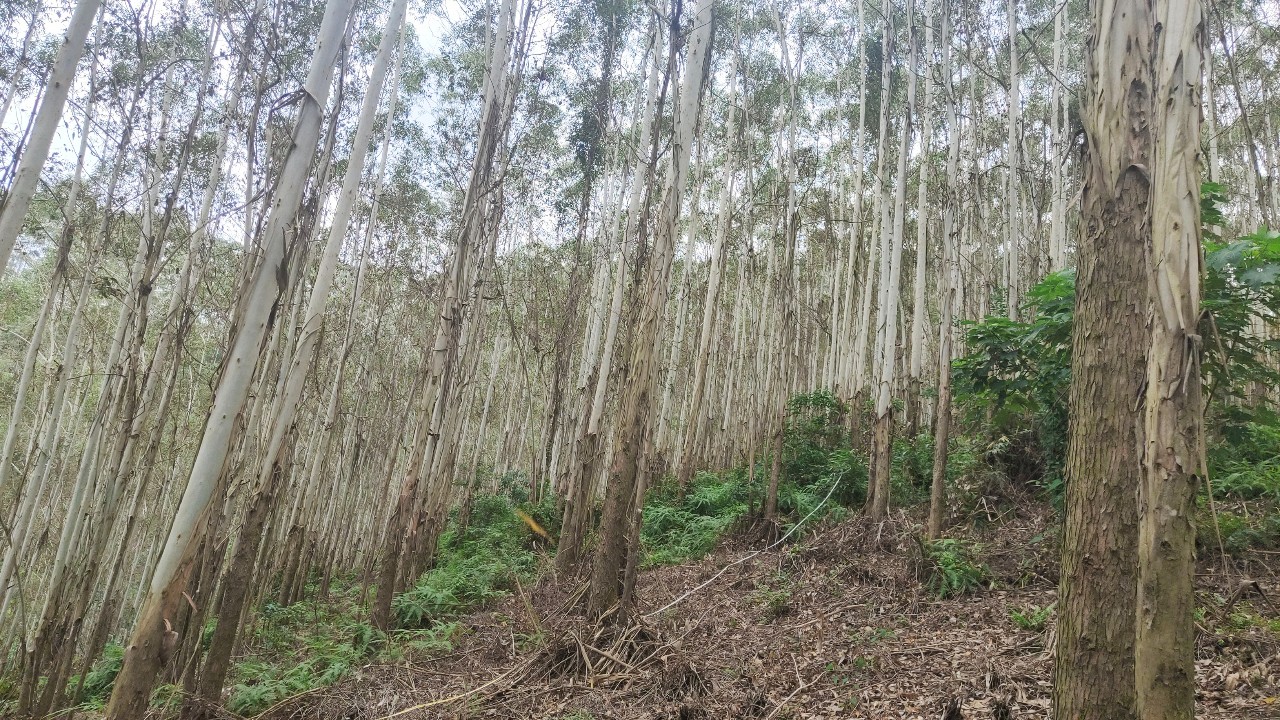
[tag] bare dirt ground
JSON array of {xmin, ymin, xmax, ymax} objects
[{"xmin": 256, "ymin": 511, "xmax": 1280, "ymax": 720}]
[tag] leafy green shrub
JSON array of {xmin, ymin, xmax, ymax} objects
[
  {"xmin": 399, "ymin": 621, "xmax": 464, "ymax": 655},
  {"xmin": 70, "ymin": 642, "xmax": 123, "ymax": 707},
  {"xmin": 497, "ymin": 470, "xmax": 531, "ymax": 503},
  {"xmin": 955, "ymin": 189, "xmax": 1280, "ymax": 509},
  {"xmin": 642, "ymin": 471, "xmax": 750, "ymax": 567},
  {"xmin": 642, "ymin": 391, "xmax": 871, "ymax": 566},
  {"xmin": 151, "ymin": 683, "xmax": 182, "ymax": 711},
  {"xmin": 1203, "ymin": 510, "xmax": 1280, "ymax": 554},
  {"xmin": 921, "ymin": 538, "xmax": 989, "ymax": 598},
  {"xmin": 783, "ymin": 392, "xmax": 868, "ymax": 508},
  {"xmin": 228, "ymin": 633, "xmax": 367, "ymax": 716},
  {"xmin": 784, "ymin": 391, "xmax": 847, "ymax": 478},
  {"xmin": 953, "ymin": 271, "xmax": 1073, "ymax": 500},
  {"xmin": 753, "ymin": 587, "xmax": 792, "ymax": 622},
  {"xmin": 1011, "ymin": 603, "xmax": 1055, "ymax": 632},
  {"xmin": 394, "ymin": 493, "xmax": 540, "ymax": 628},
  {"xmin": 1215, "ymin": 459, "xmax": 1280, "ymax": 502}
]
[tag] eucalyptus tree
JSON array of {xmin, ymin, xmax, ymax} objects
[
  {"xmin": 905, "ymin": 0, "xmax": 933, "ymax": 438},
  {"xmin": 372, "ymin": 0, "xmax": 530, "ymax": 632},
  {"xmin": 1004, "ymin": 0, "xmax": 1021, "ymax": 318},
  {"xmin": 0, "ymin": 0, "xmax": 100, "ymax": 279},
  {"xmin": 559, "ymin": 10, "xmax": 665, "ymax": 571},
  {"xmin": 927, "ymin": 0, "xmax": 961, "ymax": 541},
  {"xmin": 1054, "ymin": 0, "xmax": 1155, "ymax": 712},
  {"xmin": 867, "ymin": 0, "xmax": 916, "ymax": 520},
  {"xmin": 105, "ymin": 0, "xmax": 359, "ymax": 712},
  {"xmin": 588, "ymin": 0, "xmax": 713, "ymax": 619},
  {"xmin": 188, "ymin": 0, "xmax": 409, "ymax": 706},
  {"xmin": 676, "ymin": 57, "xmax": 739, "ymax": 490},
  {"xmin": 1136, "ymin": 3, "xmax": 1203, "ymax": 714}
]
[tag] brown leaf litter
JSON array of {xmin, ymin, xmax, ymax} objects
[{"xmin": 250, "ymin": 511, "xmax": 1280, "ymax": 720}]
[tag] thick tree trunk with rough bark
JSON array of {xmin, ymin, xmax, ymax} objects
[{"xmin": 1053, "ymin": 0, "xmax": 1153, "ymax": 714}]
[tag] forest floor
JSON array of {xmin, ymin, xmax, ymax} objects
[{"xmin": 246, "ymin": 508, "xmax": 1280, "ymax": 720}]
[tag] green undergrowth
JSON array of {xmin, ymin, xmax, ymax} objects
[
  {"xmin": 393, "ymin": 492, "xmax": 548, "ymax": 628},
  {"xmin": 226, "ymin": 581, "xmax": 378, "ymax": 715},
  {"xmin": 641, "ymin": 391, "xmax": 874, "ymax": 568},
  {"xmin": 60, "ymin": 643, "xmax": 124, "ymax": 711},
  {"xmin": 226, "ymin": 492, "xmax": 553, "ymax": 716},
  {"xmin": 920, "ymin": 538, "xmax": 990, "ymax": 598},
  {"xmin": 638, "ymin": 389, "xmax": 1013, "ymax": 569},
  {"xmin": 1199, "ymin": 420, "xmax": 1280, "ymax": 555}
]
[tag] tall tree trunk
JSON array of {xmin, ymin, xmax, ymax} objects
[
  {"xmin": 676, "ymin": 62, "xmax": 737, "ymax": 489},
  {"xmin": 928, "ymin": 2, "xmax": 961, "ymax": 541},
  {"xmin": 1053, "ymin": 0, "xmax": 1153, "ymax": 713},
  {"xmin": 372, "ymin": 0, "xmax": 523, "ymax": 631},
  {"xmin": 1136, "ymin": 5, "xmax": 1204, "ymax": 717},
  {"xmin": 907, "ymin": 0, "xmax": 933, "ymax": 438},
  {"xmin": 104, "ymin": 0, "xmax": 358, "ymax": 713},
  {"xmin": 0, "ymin": 0, "xmax": 100, "ymax": 279},
  {"xmin": 868, "ymin": 0, "xmax": 915, "ymax": 520},
  {"xmin": 1004, "ymin": 0, "xmax": 1021, "ymax": 318},
  {"xmin": 557, "ymin": 14, "xmax": 664, "ymax": 572},
  {"xmin": 1048, "ymin": 0, "xmax": 1069, "ymax": 270},
  {"xmin": 190, "ymin": 0, "xmax": 407, "ymax": 706},
  {"xmin": 587, "ymin": 0, "xmax": 712, "ymax": 619}
]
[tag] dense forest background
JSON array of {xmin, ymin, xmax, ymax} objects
[{"xmin": 0, "ymin": 0, "xmax": 1277, "ymax": 717}]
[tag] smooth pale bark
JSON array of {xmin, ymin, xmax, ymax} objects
[
  {"xmin": 928, "ymin": 3, "xmax": 961, "ymax": 541},
  {"xmin": 191, "ymin": 0, "xmax": 407, "ymax": 704},
  {"xmin": 762, "ymin": 8, "xmax": 800, "ymax": 524},
  {"xmin": 859, "ymin": 2, "xmax": 894, "ymax": 405},
  {"xmin": 13, "ymin": 74, "xmax": 145, "ymax": 699},
  {"xmin": 373, "ymin": 0, "xmax": 521, "ymax": 631},
  {"xmin": 27, "ymin": 32, "xmax": 227, "ymax": 711},
  {"xmin": 907, "ymin": 0, "xmax": 933, "ymax": 438},
  {"xmin": 1005, "ymin": 0, "xmax": 1021, "ymax": 318},
  {"xmin": 588, "ymin": 0, "xmax": 712, "ymax": 618},
  {"xmin": 0, "ymin": 52, "xmax": 96, "ymax": 500},
  {"xmin": 841, "ymin": 0, "xmax": 869, "ymax": 399},
  {"xmin": 868, "ymin": 0, "xmax": 915, "ymax": 520},
  {"xmin": 1053, "ymin": 0, "xmax": 1152, "ymax": 714},
  {"xmin": 676, "ymin": 65, "xmax": 737, "ymax": 489},
  {"xmin": 558, "ymin": 16, "xmax": 662, "ymax": 571},
  {"xmin": 104, "ymin": 0, "xmax": 357, "ymax": 713},
  {"xmin": 0, "ymin": 0, "xmax": 100, "ymax": 279},
  {"xmin": 1135, "ymin": 5, "xmax": 1204, "ymax": 717},
  {"xmin": 1048, "ymin": 1, "xmax": 1069, "ymax": 270}
]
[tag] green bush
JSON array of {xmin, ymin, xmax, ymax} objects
[
  {"xmin": 922, "ymin": 538, "xmax": 989, "ymax": 598},
  {"xmin": 1010, "ymin": 603, "xmax": 1055, "ymax": 632},
  {"xmin": 642, "ymin": 471, "xmax": 750, "ymax": 567},
  {"xmin": 227, "ymin": 632, "xmax": 367, "ymax": 715},
  {"xmin": 1203, "ymin": 510, "xmax": 1280, "ymax": 554},
  {"xmin": 151, "ymin": 683, "xmax": 182, "ymax": 711},
  {"xmin": 779, "ymin": 391, "xmax": 868, "ymax": 514},
  {"xmin": 954, "ymin": 189, "xmax": 1280, "ymax": 508},
  {"xmin": 70, "ymin": 642, "xmax": 123, "ymax": 707},
  {"xmin": 394, "ymin": 493, "xmax": 541, "ymax": 628},
  {"xmin": 952, "ymin": 270, "xmax": 1073, "ymax": 500}
]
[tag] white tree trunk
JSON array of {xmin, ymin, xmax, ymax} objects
[{"xmin": 0, "ymin": 0, "xmax": 100, "ymax": 277}]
